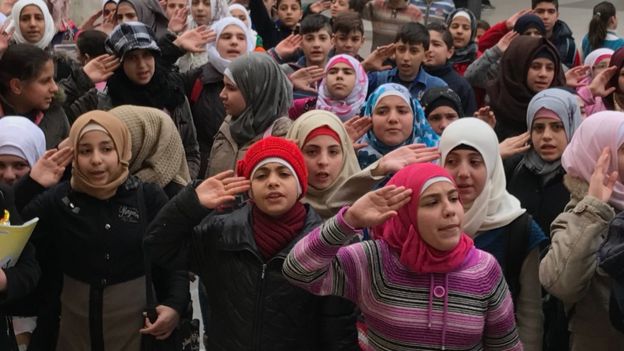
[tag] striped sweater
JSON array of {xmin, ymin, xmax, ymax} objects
[{"xmin": 283, "ymin": 211, "xmax": 522, "ymax": 351}]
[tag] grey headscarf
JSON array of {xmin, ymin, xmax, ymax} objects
[
  {"xmin": 118, "ymin": 0, "xmax": 169, "ymax": 39},
  {"xmin": 522, "ymin": 88, "xmax": 582, "ymax": 183},
  {"xmin": 225, "ymin": 53, "xmax": 293, "ymax": 145}
]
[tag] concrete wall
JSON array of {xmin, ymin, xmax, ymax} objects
[{"xmin": 69, "ymin": 0, "xmax": 101, "ymax": 25}]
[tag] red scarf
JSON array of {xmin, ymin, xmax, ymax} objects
[
  {"xmin": 252, "ymin": 202, "xmax": 307, "ymax": 260},
  {"xmin": 373, "ymin": 163, "xmax": 474, "ymax": 274}
]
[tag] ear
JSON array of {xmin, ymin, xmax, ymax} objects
[
  {"xmin": 446, "ymin": 46, "xmax": 454, "ymax": 59},
  {"xmin": 8, "ymin": 78, "xmax": 23, "ymax": 96}
]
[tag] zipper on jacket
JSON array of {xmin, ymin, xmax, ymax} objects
[{"xmin": 252, "ymin": 263, "xmax": 268, "ymax": 351}]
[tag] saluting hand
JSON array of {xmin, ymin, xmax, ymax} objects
[
  {"xmin": 344, "ymin": 185, "xmax": 412, "ymax": 229},
  {"xmin": 195, "ymin": 170, "xmax": 250, "ymax": 209}
]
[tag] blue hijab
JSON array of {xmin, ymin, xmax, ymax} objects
[{"xmin": 357, "ymin": 83, "xmax": 439, "ymax": 169}]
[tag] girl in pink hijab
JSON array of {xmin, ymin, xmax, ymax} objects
[
  {"xmin": 284, "ymin": 162, "xmax": 521, "ymax": 350},
  {"xmin": 540, "ymin": 111, "xmax": 624, "ymax": 350}
]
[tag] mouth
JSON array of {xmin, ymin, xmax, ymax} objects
[
  {"xmin": 457, "ymin": 184, "xmax": 473, "ymax": 190},
  {"xmin": 265, "ymin": 191, "xmax": 285, "ymax": 200},
  {"xmin": 227, "ymin": 49, "xmax": 242, "ymax": 55},
  {"xmin": 439, "ymin": 224, "xmax": 459, "ymax": 231},
  {"xmin": 385, "ymin": 128, "xmax": 402, "ymax": 133},
  {"xmin": 540, "ymin": 144, "xmax": 556, "ymax": 151},
  {"xmin": 314, "ymin": 172, "xmax": 330, "ymax": 182},
  {"xmin": 137, "ymin": 71, "xmax": 151, "ymax": 79},
  {"xmin": 89, "ymin": 171, "xmax": 107, "ymax": 179},
  {"xmin": 399, "ymin": 63, "xmax": 413, "ymax": 70}
]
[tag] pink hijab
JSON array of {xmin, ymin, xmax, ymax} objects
[
  {"xmin": 316, "ymin": 54, "xmax": 368, "ymax": 122},
  {"xmin": 373, "ymin": 163, "xmax": 474, "ymax": 274},
  {"xmin": 561, "ymin": 111, "xmax": 624, "ymax": 210}
]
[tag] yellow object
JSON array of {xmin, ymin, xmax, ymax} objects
[
  {"xmin": 0, "ymin": 209, "xmax": 9, "ymax": 225},
  {"xmin": 0, "ymin": 217, "xmax": 38, "ymax": 269}
]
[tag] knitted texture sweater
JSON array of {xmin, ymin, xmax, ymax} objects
[{"xmin": 283, "ymin": 212, "xmax": 522, "ymax": 351}]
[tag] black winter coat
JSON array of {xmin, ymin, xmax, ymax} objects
[
  {"xmin": 146, "ymin": 184, "xmax": 359, "ymax": 351},
  {"xmin": 505, "ymin": 154, "xmax": 570, "ymax": 235},
  {"xmin": 16, "ymin": 175, "xmax": 189, "ymax": 350}
]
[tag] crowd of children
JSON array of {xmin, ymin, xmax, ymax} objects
[{"xmin": 1, "ymin": 0, "xmax": 624, "ymax": 350}]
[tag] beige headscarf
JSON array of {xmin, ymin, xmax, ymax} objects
[
  {"xmin": 69, "ymin": 111, "xmax": 131, "ymax": 200},
  {"xmin": 108, "ymin": 105, "xmax": 190, "ymax": 188},
  {"xmin": 286, "ymin": 110, "xmax": 361, "ymax": 218}
]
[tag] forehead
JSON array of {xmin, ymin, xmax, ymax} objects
[
  {"xmin": 451, "ymin": 16, "xmax": 471, "ymax": 25},
  {"xmin": 337, "ymin": 30, "xmax": 362, "ymax": 37},
  {"xmin": 377, "ymin": 95, "xmax": 409, "ymax": 107},
  {"xmin": 532, "ymin": 116, "xmax": 562, "ymax": 124},
  {"xmin": 125, "ymin": 49, "xmax": 153, "ymax": 58},
  {"xmin": 395, "ymin": 40, "xmax": 424, "ymax": 49},
  {"xmin": 278, "ymin": 0, "xmax": 300, "ymax": 7},
  {"xmin": 78, "ymin": 130, "xmax": 113, "ymax": 144},
  {"xmin": 531, "ymin": 57, "xmax": 554, "ymax": 65},
  {"xmin": 534, "ymin": 3, "xmax": 556, "ymax": 11},
  {"xmin": 117, "ymin": 2, "xmax": 136, "ymax": 12},
  {"xmin": 168, "ymin": 0, "xmax": 187, "ymax": 5},
  {"xmin": 21, "ymin": 4, "xmax": 43, "ymax": 15},
  {"xmin": 421, "ymin": 180, "xmax": 455, "ymax": 197},
  {"xmin": 429, "ymin": 105, "xmax": 458, "ymax": 115},
  {"xmin": 448, "ymin": 148, "xmax": 482, "ymax": 158},
  {"xmin": 221, "ymin": 24, "xmax": 246, "ymax": 35}
]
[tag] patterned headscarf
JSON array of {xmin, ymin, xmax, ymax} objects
[
  {"xmin": 357, "ymin": 83, "xmax": 439, "ymax": 169},
  {"xmin": 316, "ymin": 54, "xmax": 368, "ymax": 121}
]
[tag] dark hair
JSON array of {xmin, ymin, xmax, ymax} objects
[
  {"xmin": 300, "ymin": 14, "xmax": 332, "ymax": 35},
  {"xmin": 348, "ymin": 0, "xmax": 366, "ymax": 13},
  {"xmin": 477, "ymin": 19, "xmax": 490, "ymax": 31},
  {"xmin": 0, "ymin": 44, "xmax": 52, "ymax": 96},
  {"xmin": 588, "ymin": 1, "xmax": 616, "ymax": 52},
  {"xmin": 77, "ymin": 30, "xmax": 108, "ymax": 59},
  {"xmin": 276, "ymin": 0, "xmax": 302, "ymax": 8},
  {"xmin": 394, "ymin": 22, "xmax": 429, "ymax": 50},
  {"xmin": 426, "ymin": 22, "xmax": 452, "ymax": 50},
  {"xmin": 531, "ymin": 0, "xmax": 558, "ymax": 10},
  {"xmin": 332, "ymin": 12, "xmax": 364, "ymax": 35}
]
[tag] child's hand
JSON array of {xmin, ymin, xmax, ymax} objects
[
  {"xmin": 344, "ymin": 116, "xmax": 371, "ymax": 143},
  {"xmin": 495, "ymin": 30, "xmax": 518, "ymax": 53},
  {"xmin": 289, "ymin": 65, "xmax": 325, "ymax": 93},
  {"xmin": 588, "ymin": 147, "xmax": 618, "ymax": 203},
  {"xmin": 275, "ymin": 34, "xmax": 302, "ymax": 59},
  {"xmin": 565, "ymin": 65, "xmax": 591, "ymax": 88},
  {"xmin": 375, "ymin": 144, "xmax": 440, "ymax": 176},
  {"xmin": 168, "ymin": 7, "xmax": 189, "ymax": 34},
  {"xmin": 362, "ymin": 43, "xmax": 395, "ymax": 72},
  {"xmin": 474, "ymin": 106, "xmax": 496, "ymax": 128},
  {"xmin": 173, "ymin": 26, "xmax": 216, "ymax": 53},
  {"xmin": 588, "ymin": 65, "xmax": 618, "ymax": 98},
  {"xmin": 309, "ymin": 0, "xmax": 331, "ymax": 13},
  {"xmin": 140, "ymin": 305, "xmax": 180, "ymax": 340},
  {"xmin": 83, "ymin": 54, "xmax": 120, "ymax": 83},
  {"xmin": 30, "ymin": 147, "xmax": 73, "ymax": 188},
  {"xmin": 195, "ymin": 170, "xmax": 250, "ymax": 209},
  {"xmin": 344, "ymin": 185, "xmax": 412, "ymax": 228},
  {"xmin": 505, "ymin": 8, "xmax": 532, "ymax": 30},
  {"xmin": 499, "ymin": 132, "xmax": 530, "ymax": 160}
]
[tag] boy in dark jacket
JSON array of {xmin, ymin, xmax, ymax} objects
[
  {"xmin": 532, "ymin": 0, "xmax": 580, "ymax": 68},
  {"xmin": 146, "ymin": 137, "xmax": 358, "ymax": 351},
  {"xmin": 424, "ymin": 22, "xmax": 477, "ymax": 115}
]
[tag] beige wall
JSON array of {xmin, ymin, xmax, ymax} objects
[{"xmin": 69, "ymin": 0, "xmax": 101, "ymax": 25}]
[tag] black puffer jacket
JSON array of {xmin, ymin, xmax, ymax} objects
[{"xmin": 146, "ymin": 184, "xmax": 359, "ymax": 351}]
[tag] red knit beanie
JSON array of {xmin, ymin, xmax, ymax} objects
[
  {"xmin": 304, "ymin": 125, "xmax": 341, "ymax": 145},
  {"xmin": 237, "ymin": 136, "xmax": 308, "ymax": 197}
]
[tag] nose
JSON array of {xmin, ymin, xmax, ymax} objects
[
  {"xmin": 90, "ymin": 151, "xmax": 103, "ymax": 165},
  {"xmin": 456, "ymin": 162, "xmax": 470, "ymax": 178},
  {"xmin": 442, "ymin": 198, "xmax": 456, "ymax": 217},
  {"xmin": 219, "ymin": 88, "xmax": 227, "ymax": 101},
  {"xmin": 267, "ymin": 172, "xmax": 280, "ymax": 187},
  {"xmin": 50, "ymin": 80, "xmax": 59, "ymax": 93},
  {"xmin": 439, "ymin": 118, "xmax": 451, "ymax": 132},
  {"xmin": 386, "ymin": 110, "xmax": 400, "ymax": 124},
  {"xmin": 317, "ymin": 152, "xmax": 329, "ymax": 166},
  {"xmin": 2, "ymin": 168, "xmax": 16, "ymax": 185}
]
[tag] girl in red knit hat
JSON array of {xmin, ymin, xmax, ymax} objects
[{"xmin": 145, "ymin": 136, "xmax": 358, "ymax": 351}]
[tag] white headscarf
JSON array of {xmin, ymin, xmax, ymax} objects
[
  {"xmin": 187, "ymin": 0, "xmax": 230, "ymax": 28},
  {"xmin": 10, "ymin": 0, "xmax": 56, "ymax": 49},
  {"xmin": 440, "ymin": 118, "xmax": 526, "ymax": 236},
  {"xmin": 206, "ymin": 17, "xmax": 254, "ymax": 74},
  {"xmin": 0, "ymin": 116, "xmax": 46, "ymax": 167}
]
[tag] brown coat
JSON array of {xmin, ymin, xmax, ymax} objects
[
  {"xmin": 205, "ymin": 116, "xmax": 292, "ymax": 178},
  {"xmin": 539, "ymin": 175, "xmax": 624, "ymax": 351}
]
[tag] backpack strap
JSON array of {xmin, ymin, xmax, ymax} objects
[
  {"xmin": 190, "ymin": 77, "xmax": 203, "ymax": 105},
  {"xmin": 503, "ymin": 212, "xmax": 531, "ymax": 307}
]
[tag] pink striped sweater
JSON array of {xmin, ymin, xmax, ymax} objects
[{"xmin": 283, "ymin": 211, "xmax": 523, "ymax": 351}]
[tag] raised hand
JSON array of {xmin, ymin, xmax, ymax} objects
[
  {"xmin": 140, "ymin": 305, "xmax": 180, "ymax": 340},
  {"xmin": 83, "ymin": 54, "xmax": 120, "ymax": 83},
  {"xmin": 195, "ymin": 170, "xmax": 250, "ymax": 209},
  {"xmin": 506, "ymin": 8, "xmax": 532, "ymax": 30},
  {"xmin": 495, "ymin": 30, "xmax": 518, "ymax": 53},
  {"xmin": 362, "ymin": 43, "xmax": 396, "ymax": 72},
  {"xmin": 344, "ymin": 116, "xmax": 372, "ymax": 143},
  {"xmin": 588, "ymin": 65, "xmax": 618, "ymax": 98},
  {"xmin": 309, "ymin": 0, "xmax": 331, "ymax": 13},
  {"xmin": 0, "ymin": 21, "xmax": 14, "ymax": 56},
  {"xmin": 375, "ymin": 144, "xmax": 440, "ymax": 176},
  {"xmin": 344, "ymin": 185, "xmax": 413, "ymax": 228},
  {"xmin": 79, "ymin": 9, "xmax": 103, "ymax": 31},
  {"xmin": 30, "ymin": 147, "xmax": 73, "ymax": 188},
  {"xmin": 499, "ymin": 132, "xmax": 530, "ymax": 160},
  {"xmin": 474, "ymin": 106, "xmax": 496, "ymax": 129},
  {"xmin": 168, "ymin": 7, "xmax": 189, "ymax": 34},
  {"xmin": 275, "ymin": 34, "xmax": 302, "ymax": 60},
  {"xmin": 289, "ymin": 65, "xmax": 325, "ymax": 93},
  {"xmin": 173, "ymin": 25, "xmax": 216, "ymax": 53},
  {"xmin": 588, "ymin": 147, "xmax": 619, "ymax": 203},
  {"xmin": 565, "ymin": 65, "xmax": 591, "ymax": 88}
]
